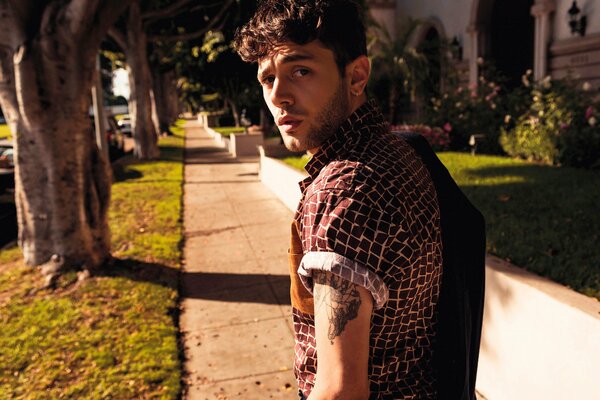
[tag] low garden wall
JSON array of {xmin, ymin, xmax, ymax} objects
[
  {"xmin": 477, "ymin": 256, "xmax": 600, "ymax": 400},
  {"xmin": 204, "ymin": 126, "xmax": 230, "ymax": 151},
  {"xmin": 258, "ymin": 145, "xmax": 305, "ymax": 211},
  {"xmin": 229, "ymin": 133, "xmax": 263, "ymax": 158},
  {"xmin": 205, "ymin": 126, "xmax": 264, "ymax": 158},
  {"xmin": 258, "ymin": 150, "xmax": 600, "ymax": 400}
]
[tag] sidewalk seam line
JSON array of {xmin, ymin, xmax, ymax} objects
[{"xmin": 194, "ymin": 368, "xmax": 293, "ymax": 386}]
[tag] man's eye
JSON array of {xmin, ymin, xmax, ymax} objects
[
  {"xmin": 261, "ymin": 76, "xmax": 275, "ymax": 85},
  {"xmin": 293, "ymin": 68, "xmax": 309, "ymax": 77}
]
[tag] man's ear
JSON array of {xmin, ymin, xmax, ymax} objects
[{"xmin": 347, "ymin": 55, "xmax": 370, "ymax": 96}]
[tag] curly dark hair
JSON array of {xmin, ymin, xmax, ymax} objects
[{"xmin": 233, "ymin": 0, "xmax": 367, "ymax": 75}]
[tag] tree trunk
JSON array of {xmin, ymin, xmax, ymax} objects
[
  {"xmin": 225, "ymin": 98, "xmax": 240, "ymax": 127},
  {"xmin": 125, "ymin": 1, "xmax": 159, "ymax": 160},
  {"xmin": 151, "ymin": 65, "xmax": 177, "ymax": 135},
  {"xmin": 150, "ymin": 87, "xmax": 161, "ymax": 137},
  {"xmin": 260, "ymin": 107, "xmax": 274, "ymax": 140},
  {"xmin": 0, "ymin": 40, "xmax": 111, "ymax": 273},
  {"xmin": 166, "ymin": 71, "xmax": 181, "ymax": 123}
]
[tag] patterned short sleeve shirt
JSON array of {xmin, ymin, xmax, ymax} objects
[{"xmin": 292, "ymin": 100, "xmax": 443, "ymax": 399}]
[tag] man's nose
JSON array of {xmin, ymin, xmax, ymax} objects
[{"xmin": 269, "ymin": 78, "xmax": 294, "ymax": 108}]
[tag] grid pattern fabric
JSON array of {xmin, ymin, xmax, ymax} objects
[{"xmin": 291, "ymin": 100, "xmax": 443, "ymax": 399}]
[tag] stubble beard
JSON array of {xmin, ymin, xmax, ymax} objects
[{"xmin": 283, "ymin": 81, "xmax": 351, "ymax": 152}]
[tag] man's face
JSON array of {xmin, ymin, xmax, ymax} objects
[{"xmin": 257, "ymin": 41, "xmax": 352, "ymax": 152}]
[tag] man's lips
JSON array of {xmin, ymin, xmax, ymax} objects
[{"xmin": 277, "ymin": 116, "xmax": 302, "ymax": 132}]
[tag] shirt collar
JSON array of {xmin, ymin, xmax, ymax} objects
[{"xmin": 303, "ymin": 99, "xmax": 386, "ymax": 180}]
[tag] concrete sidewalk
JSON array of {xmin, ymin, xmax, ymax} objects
[{"xmin": 180, "ymin": 120, "xmax": 297, "ymax": 399}]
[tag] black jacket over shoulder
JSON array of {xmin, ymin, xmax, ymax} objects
[{"xmin": 397, "ymin": 132, "xmax": 486, "ymax": 400}]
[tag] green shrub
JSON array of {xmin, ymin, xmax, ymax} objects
[
  {"xmin": 500, "ymin": 77, "xmax": 600, "ymax": 168},
  {"xmin": 424, "ymin": 61, "xmax": 525, "ymax": 154}
]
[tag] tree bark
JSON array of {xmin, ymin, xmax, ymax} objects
[
  {"xmin": 260, "ymin": 107, "xmax": 273, "ymax": 140},
  {"xmin": 124, "ymin": 1, "xmax": 159, "ymax": 160},
  {"xmin": 166, "ymin": 70, "xmax": 181, "ymax": 123},
  {"xmin": 0, "ymin": 2, "xmax": 125, "ymax": 273},
  {"xmin": 150, "ymin": 64, "xmax": 177, "ymax": 135},
  {"xmin": 150, "ymin": 87, "xmax": 161, "ymax": 137},
  {"xmin": 225, "ymin": 98, "xmax": 240, "ymax": 128}
]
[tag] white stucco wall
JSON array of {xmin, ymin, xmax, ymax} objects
[
  {"xmin": 395, "ymin": 0, "xmax": 600, "ymax": 85},
  {"xmin": 553, "ymin": 0, "xmax": 600, "ymax": 40},
  {"xmin": 370, "ymin": 7, "xmax": 398, "ymax": 39},
  {"xmin": 397, "ymin": 0, "xmax": 600, "ymax": 45},
  {"xmin": 396, "ymin": 0, "xmax": 471, "ymax": 38},
  {"xmin": 396, "ymin": 0, "xmax": 474, "ymax": 58}
]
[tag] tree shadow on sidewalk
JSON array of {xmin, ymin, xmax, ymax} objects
[
  {"xmin": 181, "ymin": 271, "xmax": 290, "ymax": 305},
  {"xmin": 102, "ymin": 258, "xmax": 290, "ymax": 306}
]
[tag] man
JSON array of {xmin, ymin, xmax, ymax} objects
[{"xmin": 234, "ymin": 1, "xmax": 485, "ymax": 399}]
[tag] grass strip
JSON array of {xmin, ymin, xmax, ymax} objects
[
  {"xmin": 212, "ymin": 126, "xmax": 245, "ymax": 136},
  {"xmin": 0, "ymin": 120, "xmax": 186, "ymax": 399},
  {"xmin": 281, "ymin": 155, "xmax": 311, "ymax": 171},
  {"xmin": 281, "ymin": 151, "xmax": 600, "ymax": 300}
]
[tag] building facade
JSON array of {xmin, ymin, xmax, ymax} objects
[{"xmin": 368, "ymin": 0, "xmax": 600, "ymax": 89}]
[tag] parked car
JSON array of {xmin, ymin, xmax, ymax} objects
[
  {"xmin": 0, "ymin": 140, "xmax": 14, "ymax": 194},
  {"xmin": 90, "ymin": 115, "xmax": 127, "ymax": 161},
  {"xmin": 0, "ymin": 147, "xmax": 14, "ymax": 168},
  {"xmin": 117, "ymin": 115, "xmax": 132, "ymax": 136},
  {"xmin": 107, "ymin": 116, "xmax": 124, "ymax": 146}
]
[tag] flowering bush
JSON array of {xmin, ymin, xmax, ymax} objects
[
  {"xmin": 391, "ymin": 123, "xmax": 451, "ymax": 151},
  {"xmin": 423, "ymin": 61, "xmax": 521, "ymax": 154},
  {"xmin": 500, "ymin": 77, "xmax": 600, "ymax": 168}
]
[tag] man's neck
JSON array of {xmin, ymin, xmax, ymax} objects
[
  {"xmin": 307, "ymin": 147, "xmax": 319, "ymax": 156},
  {"xmin": 307, "ymin": 95, "xmax": 368, "ymax": 157},
  {"xmin": 350, "ymin": 94, "xmax": 367, "ymax": 115}
]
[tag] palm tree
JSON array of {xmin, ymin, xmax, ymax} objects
[{"xmin": 369, "ymin": 19, "xmax": 429, "ymax": 124}]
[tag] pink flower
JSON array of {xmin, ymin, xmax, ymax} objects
[
  {"xmin": 585, "ymin": 106, "xmax": 593, "ymax": 120},
  {"xmin": 443, "ymin": 122, "xmax": 452, "ymax": 132}
]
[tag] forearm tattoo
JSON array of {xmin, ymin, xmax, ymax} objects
[{"xmin": 314, "ymin": 272, "xmax": 361, "ymax": 344}]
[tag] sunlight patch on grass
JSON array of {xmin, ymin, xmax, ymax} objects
[
  {"xmin": 282, "ymin": 154, "xmax": 311, "ymax": 171},
  {"xmin": 212, "ymin": 126, "xmax": 245, "ymax": 136},
  {"xmin": 438, "ymin": 152, "xmax": 600, "ymax": 299},
  {"xmin": 0, "ymin": 245, "xmax": 21, "ymax": 265}
]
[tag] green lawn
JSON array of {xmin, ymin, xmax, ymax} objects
[
  {"xmin": 0, "ymin": 124, "xmax": 11, "ymax": 140},
  {"xmin": 282, "ymin": 154, "xmax": 311, "ymax": 171},
  {"xmin": 0, "ymin": 122, "xmax": 185, "ymax": 399},
  {"xmin": 212, "ymin": 126, "xmax": 245, "ymax": 136},
  {"xmin": 282, "ymin": 152, "xmax": 600, "ymax": 300}
]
